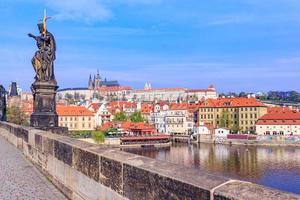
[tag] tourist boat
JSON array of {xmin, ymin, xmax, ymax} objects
[{"xmin": 120, "ymin": 135, "xmax": 171, "ymax": 148}]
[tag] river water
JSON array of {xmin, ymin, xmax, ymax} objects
[{"xmin": 124, "ymin": 143, "xmax": 300, "ymax": 195}]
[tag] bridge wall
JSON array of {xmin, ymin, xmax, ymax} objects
[{"xmin": 0, "ymin": 122, "xmax": 299, "ymax": 200}]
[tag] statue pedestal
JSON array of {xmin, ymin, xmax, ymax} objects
[{"xmin": 30, "ymin": 81, "xmax": 68, "ymax": 134}]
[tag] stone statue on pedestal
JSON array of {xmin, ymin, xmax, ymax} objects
[{"xmin": 28, "ymin": 10, "xmax": 67, "ymax": 133}]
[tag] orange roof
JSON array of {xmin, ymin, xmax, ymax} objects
[
  {"xmin": 101, "ymin": 121, "xmax": 155, "ymax": 132},
  {"xmin": 267, "ymin": 107, "xmax": 293, "ymax": 114},
  {"xmin": 141, "ymin": 103, "xmax": 154, "ymax": 114},
  {"xmin": 257, "ymin": 110, "xmax": 300, "ymax": 125},
  {"xmin": 169, "ymin": 102, "xmax": 189, "ymax": 110},
  {"xmin": 57, "ymin": 105, "xmax": 94, "ymax": 116},
  {"xmin": 200, "ymin": 97, "xmax": 265, "ymax": 108},
  {"xmin": 88, "ymin": 103, "xmax": 101, "ymax": 112},
  {"xmin": 108, "ymin": 101, "xmax": 137, "ymax": 108}
]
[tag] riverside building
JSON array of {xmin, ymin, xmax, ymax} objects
[{"xmin": 196, "ymin": 97, "xmax": 267, "ymax": 132}]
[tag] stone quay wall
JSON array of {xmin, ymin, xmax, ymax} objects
[{"xmin": 0, "ymin": 122, "xmax": 299, "ymax": 200}]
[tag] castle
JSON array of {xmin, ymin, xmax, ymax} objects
[{"xmin": 88, "ymin": 70, "xmax": 119, "ymax": 89}]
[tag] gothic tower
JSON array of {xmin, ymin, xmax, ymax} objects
[
  {"xmin": 94, "ymin": 70, "xmax": 102, "ymax": 89},
  {"xmin": 88, "ymin": 74, "xmax": 93, "ymax": 89}
]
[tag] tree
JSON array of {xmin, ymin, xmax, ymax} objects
[
  {"xmin": 219, "ymin": 109, "xmax": 230, "ymax": 128},
  {"xmin": 113, "ymin": 111, "xmax": 127, "ymax": 121},
  {"xmin": 130, "ymin": 111, "xmax": 145, "ymax": 122},
  {"xmin": 6, "ymin": 106, "xmax": 29, "ymax": 126},
  {"xmin": 290, "ymin": 91, "xmax": 299, "ymax": 102},
  {"xmin": 239, "ymin": 92, "xmax": 247, "ymax": 97},
  {"xmin": 92, "ymin": 131, "xmax": 105, "ymax": 144}
]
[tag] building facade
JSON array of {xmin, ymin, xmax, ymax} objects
[
  {"xmin": 197, "ymin": 97, "xmax": 267, "ymax": 132},
  {"xmin": 130, "ymin": 85, "xmax": 218, "ymax": 102},
  {"xmin": 165, "ymin": 103, "xmax": 194, "ymax": 135},
  {"xmin": 57, "ymin": 105, "xmax": 95, "ymax": 131},
  {"xmin": 256, "ymin": 110, "xmax": 300, "ymax": 136}
]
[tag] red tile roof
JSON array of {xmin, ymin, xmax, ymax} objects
[
  {"xmin": 141, "ymin": 103, "xmax": 154, "ymax": 114},
  {"xmin": 108, "ymin": 101, "xmax": 137, "ymax": 108},
  {"xmin": 257, "ymin": 111, "xmax": 300, "ymax": 125},
  {"xmin": 169, "ymin": 102, "xmax": 189, "ymax": 110},
  {"xmin": 101, "ymin": 121, "xmax": 155, "ymax": 132},
  {"xmin": 57, "ymin": 105, "xmax": 94, "ymax": 116},
  {"xmin": 200, "ymin": 97, "xmax": 265, "ymax": 108},
  {"xmin": 88, "ymin": 103, "xmax": 101, "ymax": 112},
  {"xmin": 267, "ymin": 107, "xmax": 293, "ymax": 114}
]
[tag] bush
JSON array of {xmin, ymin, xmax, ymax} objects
[
  {"xmin": 92, "ymin": 131, "xmax": 105, "ymax": 144},
  {"xmin": 70, "ymin": 131, "xmax": 92, "ymax": 138},
  {"xmin": 6, "ymin": 106, "xmax": 29, "ymax": 126}
]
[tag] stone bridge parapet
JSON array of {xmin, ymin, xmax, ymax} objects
[{"xmin": 0, "ymin": 122, "xmax": 299, "ymax": 200}]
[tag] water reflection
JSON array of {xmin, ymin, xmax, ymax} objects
[{"xmin": 124, "ymin": 143, "xmax": 300, "ymax": 194}]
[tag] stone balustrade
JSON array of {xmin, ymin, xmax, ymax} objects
[{"xmin": 0, "ymin": 121, "xmax": 299, "ymax": 200}]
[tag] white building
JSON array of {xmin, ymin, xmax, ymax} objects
[
  {"xmin": 215, "ymin": 128, "xmax": 230, "ymax": 137},
  {"xmin": 193, "ymin": 122, "xmax": 213, "ymax": 135},
  {"xmin": 149, "ymin": 103, "xmax": 169, "ymax": 133},
  {"xmin": 130, "ymin": 85, "xmax": 217, "ymax": 102},
  {"xmin": 165, "ymin": 103, "xmax": 193, "ymax": 135},
  {"xmin": 256, "ymin": 111, "xmax": 300, "ymax": 136}
]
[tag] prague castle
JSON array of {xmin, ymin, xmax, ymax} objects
[{"xmin": 88, "ymin": 70, "xmax": 119, "ymax": 90}]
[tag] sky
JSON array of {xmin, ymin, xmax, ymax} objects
[{"xmin": 0, "ymin": 0, "xmax": 300, "ymax": 93}]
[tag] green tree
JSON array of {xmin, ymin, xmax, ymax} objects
[
  {"xmin": 113, "ymin": 111, "xmax": 127, "ymax": 121},
  {"xmin": 219, "ymin": 109, "xmax": 230, "ymax": 128},
  {"xmin": 92, "ymin": 131, "xmax": 105, "ymax": 144},
  {"xmin": 130, "ymin": 111, "xmax": 145, "ymax": 122},
  {"xmin": 290, "ymin": 91, "xmax": 299, "ymax": 102},
  {"xmin": 6, "ymin": 106, "xmax": 29, "ymax": 126}
]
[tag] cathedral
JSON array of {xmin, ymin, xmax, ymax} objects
[{"xmin": 88, "ymin": 70, "xmax": 120, "ymax": 89}]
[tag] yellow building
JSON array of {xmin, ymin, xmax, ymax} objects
[
  {"xmin": 197, "ymin": 97, "xmax": 267, "ymax": 132},
  {"xmin": 57, "ymin": 105, "xmax": 95, "ymax": 131}
]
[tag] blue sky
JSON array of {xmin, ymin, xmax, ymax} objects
[{"xmin": 0, "ymin": 0, "xmax": 300, "ymax": 92}]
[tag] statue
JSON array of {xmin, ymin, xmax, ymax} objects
[
  {"xmin": 28, "ymin": 10, "xmax": 56, "ymax": 81},
  {"xmin": 28, "ymin": 10, "xmax": 67, "ymax": 134}
]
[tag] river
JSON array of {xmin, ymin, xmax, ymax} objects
[{"xmin": 124, "ymin": 143, "xmax": 300, "ymax": 195}]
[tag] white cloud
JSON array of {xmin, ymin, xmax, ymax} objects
[
  {"xmin": 45, "ymin": 0, "xmax": 111, "ymax": 22},
  {"xmin": 44, "ymin": 0, "xmax": 162, "ymax": 22}
]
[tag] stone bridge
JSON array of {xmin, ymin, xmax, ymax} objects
[{"xmin": 0, "ymin": 121, "xmax": 299, "ymax": 200}]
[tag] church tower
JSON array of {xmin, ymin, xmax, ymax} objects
[
  {"xmin": 94, "ymin": 70, "xmax": 102, "ymax": 89},
  {"xmin": 88, "ymin": 74, "xmax": 93, "ymax": 90}
]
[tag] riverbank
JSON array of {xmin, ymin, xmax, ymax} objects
[{"xmin": 190, "ymin": 134, "xmax": 300, "ymax": 147}]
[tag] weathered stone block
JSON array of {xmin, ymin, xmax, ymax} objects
[
  {"xmin": 35, "ymin": 134, "xmax": 42, "ymax": 151},
  {"xmin": 54, "ymin": 140, "xmax": 72, "ymax": 166},
  {"xmin": 42, "ymin": 137, "xmax": 54, "ymax": 156},
  {"xmin": 214, "ymin": 181, "xmax": 300, "ymax": 200},
  {"xmin": 123, "ymin": 164, "xmax": 211, "ymax": 200},
  {"xmin": 73, "ymin": 148, "xmax": 100, "ymax": 182},
  {"xmin": 100, "ymin": 156, "xmax": 123, "ymax": 194}
]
